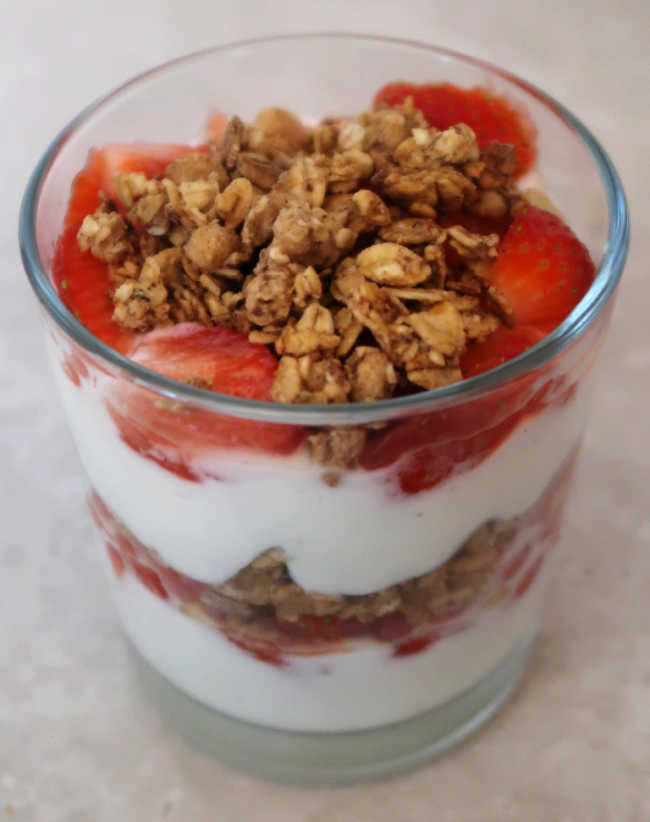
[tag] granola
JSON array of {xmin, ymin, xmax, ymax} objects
[
  {"xmin": 77, "ymin": 97, "xmax": 522, "ymax": 443},
  {"xmin": 213, "ymin": 516, "xmax": 517, "ymax": 626}
]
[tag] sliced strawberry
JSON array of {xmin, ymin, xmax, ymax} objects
[
  {"xmin": 64, "ymin": 143, "xmax": 193, "ymax": 226},
  {"xmin": 392, "ymin": 635, "xmax": 438, "ymax": 658},
  {"xmin": 373, "ymin": 81, "xmax": 419, "ymax": 108},
  {"xmin": 390, "ymin": 413, "xmax": 520, "ymax": 494},
  {"xmin": 226, "ymin": 636, "xmax": 286, "ymax": 667},
  {"xmin": 109, "ymin": 324, "xmax": 305, "ymax": 468},
  {"xmin": 129, "ymin": 324, "xmax": 279, "ymax": 401},
  {"xmin": 105, "ymin": 543, "xmax": 125, "ymax": 578},
  {"xmin": 53, "ymin": 224, "xmax": 134, "ymax": 354},
  {"xmin": 54, "ymin": 143, "xmax": 194, "ymax": 353},
  {"xmin": 374, "ymin": 82, "xmax": 536, "ymax": 176},
  {"xmin": 460, "ymin": 325, "xmax": 545, "ymax": 379},
  {"xmin": 489, "ymin": 206, "xmax": 595, "ymax": 329},
  {"xmin": 130, "ymin": 560, "xmax": 169, "ymax": 600}
]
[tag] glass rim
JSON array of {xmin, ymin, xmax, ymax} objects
[{"xmin": 19, "ymin": 32, "xmax": 629, "ymax": 426}]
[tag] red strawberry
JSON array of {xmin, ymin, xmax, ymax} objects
[
  {"xmin": 54, "ymin": 143, "xmax": 195, "ymax": 353},
  {"xmin": 129, "ymin": 324, "xmax": 279, "ymax": 401},
  {"xmin": 489, "ymin": 206, "xmax": 595, "ymax": 329},
  {"xmin": 108, "ymin": 324, "xmax": 305, "ymax": 472},
  {"xmin": 105, "ymin": 543, "xmax": 125, "ymax": 578},
  {"xmin": 374, "ymin": 82, "xmax": 536, "ymax": 176},
  {"xmin": 387, "ymin": 415, "xmax": 519, "ymax": 494},
  {"xmin": 53, "ymin": 224, "xmax": 134, "ymax": 354},
  {"xmin": 392, "ymin": 635, "xmax": 438, "ymax": 658},
  {"xmin": 130, "ymin": 560, "xmax": 169, "ymax": 600},
  {"xmin": 460, "ymin": 325, "xmax": 545, "ymax": 379},
  {"xmin": 64, "ymin": 143, "xmax": 193, "ymax": 226}
]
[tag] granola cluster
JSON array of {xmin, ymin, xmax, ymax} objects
[
  {"xmin": 191, "ymin": 516, "xmax": 518, "ymax": 630},
  {"xmin": 78, "ymin": 99, "xmax": 521, "ymax": 407}
]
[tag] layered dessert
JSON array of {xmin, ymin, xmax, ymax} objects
[{"xmin": 48, "ymin": 82, "xmax": 597, "ymax": 731}]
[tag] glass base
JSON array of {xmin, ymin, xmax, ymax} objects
[{"xmin": 124, "ymin": 630, "xmax": 536, "ymax": 787}]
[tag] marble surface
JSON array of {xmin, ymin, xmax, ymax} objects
[{"xmin": 2, "ymin": 1, "xmax": 649, "ymax": 819}]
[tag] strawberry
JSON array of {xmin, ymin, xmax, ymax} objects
[
  {"xmin": 54, "ymin": 143, "xmax": 195, "ymax": 353},
  {"xmin": 64, "ymin": 143, "xmax": 193, "ymax": 226},
  {"xmin": 108, "ymin": 324, "xmax": 305, "ymax": 472},
  {"xmin": 460, "ymin": 325, "xmax": 545, "ymax": 379},
  {"xmin": 392, "ymin": 635, "xmax": 438, "ymax": 658},
  {"xmin": 386, "ymin": 415, "xmax": 520, "ymax": 494},
  {"xmin": 130, "ymin": 560, "xmax": 169, "ymax": 600},
  {"xmin": 359, "ymin": 340, "xmax": 564, "ymax": 493},
  {"xmin": 489, "ymin": 206, "xmax": 595, "ymax": 329},
  {"xmin": 128, "ymin": 324, "xmax": 279, "ymax": 401},
  {"xmin": 53, "ymin": 224, "xmax": 134, "ymax": 354},
  {"xmin": 374, "ymin": 82, "xmax": 536, "ymax": 176},
  {"xmin": 105, "ymin": 543, "xmax": 125, "ymax": 578}
]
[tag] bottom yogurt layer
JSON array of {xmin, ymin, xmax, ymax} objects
[{"xmin": 111, "ymin": 563, "xmax": 545, "ymax": 732}]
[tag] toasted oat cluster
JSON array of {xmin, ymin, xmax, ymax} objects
[
  {"xmin": 191, "ymin": 516, "xmax": 517, "ymax": 628},
  {"xmin": 77, "ymin": 99, "xmax": 521, "ymax": 403}
]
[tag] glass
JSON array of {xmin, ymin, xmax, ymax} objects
[{"xmin": 20, "ymin": 35, "xmax": 628, "ymax": 785}]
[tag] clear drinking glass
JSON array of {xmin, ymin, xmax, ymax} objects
[{"xmin": 20, "ymin": 35, "xmax": 628, "ymax": 785}]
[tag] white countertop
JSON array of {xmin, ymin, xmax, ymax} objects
[{"xmin": 2, "ymin": 1, "xmax": 649, "ymax": 819}]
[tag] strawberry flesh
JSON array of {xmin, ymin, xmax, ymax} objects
[
  {"xmin": 489, "ymin": 205, "xmax": 595, "ymax": 329},
  {"xmin": 374, "ymin": 82, "xmax": 537, "ymax": 176},
  {"xmin": 109, "ymin": 324, "xmax": 305, "ymax": 462}
]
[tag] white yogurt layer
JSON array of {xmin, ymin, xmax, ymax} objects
[
  {"xmin": 52, "ymin": 345, "xmax": 592, "ymax": 595},
  {"xmin": 109, "ymin": 552, "xmax": 546, "ymax": 732}
]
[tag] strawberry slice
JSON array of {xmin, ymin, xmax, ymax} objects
[
  {"xmin": 489, "ymin": 206, "xmax": 595, "ymax": 329},
  {"xmin": 53, "ymin": 224, "xmax": 134, "ymax": 354},
  {"xmin": 460, "ymin": 325, "xmax": 545, "ymax": 379},
  {"xmin": 374, "ymin": 82, "xmax": 536, "ymax": 177},
  {"xmin": 54, "ymin": 143, "xmax": 195, "ymax": 353},
  {"xmin": 64, "ymin": 143, "xmax": 193, "ymax": 226},
  {"xmin": 108, "ymin": 324, "xmax": 305, "ymax": 472},
  {"xmin": 129, "ymin": 324, "xmax": 279, "ymax": 401}
]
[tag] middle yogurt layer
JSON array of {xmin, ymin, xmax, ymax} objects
[{"xmin": 54, "ymin": 356, "xmax": 592, "ymax": 595}]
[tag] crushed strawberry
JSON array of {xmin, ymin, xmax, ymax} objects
[
  {"xmin": 392, "ymin": 635, "xmax": 437, "ymax": 658},
  {"xmin": 489, "ymin": 206, "xmax": 595, "ymax": 329},
  {"xmin": 130, "ymin": 324, "xmax": 278, "ymax": 400},
  {"xmin": 374, "ymin": 82, "xmax": 536, "ymax": 176}
]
